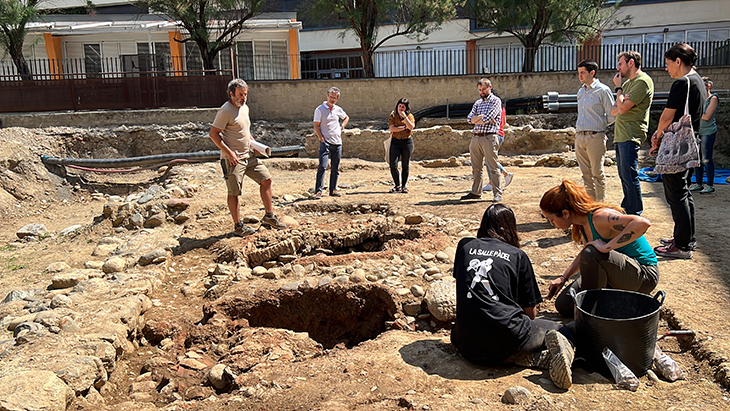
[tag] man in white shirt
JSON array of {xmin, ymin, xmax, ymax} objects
[
  {"xmin": 575, "ymin": 60, "xmax": 616, "ymax": 202},
  {"xmin": 313, "ymin": 86, "xmax": 349, "ymax": 198},
  {"xmin": 209, "ymin": 79, "xmax": 286, "ymax": 236}
]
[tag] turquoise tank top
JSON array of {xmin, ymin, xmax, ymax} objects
[
  {"xmin": 587, "ymin": 213, "xmax": 657, "ymax": 265},
  {"xmin": 699, "ymin": 93, "xmax": 718, "ymax": 135}
]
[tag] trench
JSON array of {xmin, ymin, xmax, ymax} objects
[{"xmin": 211, "ymin": 204, "xmax": 420, "ymax": 267}]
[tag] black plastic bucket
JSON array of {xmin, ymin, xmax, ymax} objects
[{"xmin": 571, "ymin": 288, "xmax": 665, "ymax": 377}]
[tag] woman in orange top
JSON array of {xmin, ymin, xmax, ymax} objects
[{"xmin": 387, "ymin": 98, "xmax": 416, "ymax": 193}]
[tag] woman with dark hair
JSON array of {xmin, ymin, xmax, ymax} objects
[
  {"xmin": 691, "ymin": 77, "xmax": 719, "ymax": 194},
  {"xmin": 540, "ymin": 180, "xmax": 658, "ymax": 317},
  {"xmin": 651, "ymin": 43, "xmax": 706, "ymax": 259},
  {"xmin": 689, "ymin": 77, "xmax": 720, "ymax": 194},
  {"xmin": 387, "ymin": 98, "xmax": 416, "ymax": 193},
  {"xmin": 452, "ymin": 203, "xmax": 575, "ymax": 389}
]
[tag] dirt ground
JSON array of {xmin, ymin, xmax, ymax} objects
[{"xmin": 2, "ymin": 130, "xmax": 730, "ymax": 410}]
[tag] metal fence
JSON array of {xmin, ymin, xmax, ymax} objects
[
  {"xmin": 374, "ymin": 40, "xmax": 730, "ymax": 77},
  {"xmin": 0, "ymin": 72, "xmax": 232, "ymax": 112},
  {"xmin": 0, "ymin": 54, "xmax": 291, "ymax": 82}
]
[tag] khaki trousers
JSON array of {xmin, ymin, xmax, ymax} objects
[
  {"xmin": 470, "ymin": 134, "xmax": 502, "ymax": 197},
  {"xmin": 575, "ymin": 131, "xmax": 607, "ymax": 202}
]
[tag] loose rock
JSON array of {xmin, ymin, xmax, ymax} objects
[
  {"xmin": 501, "ymin": 386, "xmax": 532, "ymax": 404},
  {"xmin": 0, "ymin": 371, "xmax": 74, "ymax": 411},
  {"xmin": 102, "ymin": 257, "xmax": 127, "ymax": 274},
  {"xmin": 16, "ymin": 223, "xmax": 48, "ymax": 239},
  {"xmin": 424, "ymin": 281, "xmax": 457, "ymax": 322}
]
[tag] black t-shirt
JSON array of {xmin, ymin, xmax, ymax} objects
[
  {"xmin": 450, "ymin": 237, "xmax": 543, "ymax": 364},
  {"xmin": 665, "ymin": 71, "xmax": 706, "ymax": 131}
]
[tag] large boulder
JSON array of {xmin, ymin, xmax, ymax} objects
[
  {"xmin": 424, "ymin": 280, "xmax": 457, "ymax": 322},
  {"xmin": 0, "ymin": 370, "xmax": 74, "ymax": 411}
]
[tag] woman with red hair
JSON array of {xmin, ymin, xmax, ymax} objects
[{"xmin": 540, "ymin": 180, "xmax": 659, "ymax": 317}]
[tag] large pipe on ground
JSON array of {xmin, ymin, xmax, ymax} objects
[
  {"xmin": 41, "ymin": 146, "xmax": 304, "ymax": 168},
  {"xmin": 543, "ymin": 92, "xmax": 670, "ymax": 112}
]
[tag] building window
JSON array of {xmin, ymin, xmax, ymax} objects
[
  {"xmin": 301, "ymin": 52, "xmax": 363, "ymax": 79},
  {"xmin": 644, "ymin": 34, "xmax": 664, "ymax": 43},
  {"xmin": 236, "ymin": 41, "xmax": 254, "ymax": 80},
  {"xmin": 134, "ymin": 42, "xmax": 171, "ymax": 74},
  {"xmin": 84, "ymin": 44, "xmax": 102, "ymax": 78},
  {"xmin": 255, "ymin": 40, "xmax": 288, "ymax": 80},
  {"xmin": 687, "ymin": 31, "xmax": 708, "ymax": 42},
  {"xmin": 665, "ymin": 32, "xmax": 685, "ymax": 43},
  {"xmin": 184, "ymin": 43, "xmax": 203, "ymax": 74},
  {"xmin": 709, "ymin": 29, "xmax": 729, "ymax": 41}
]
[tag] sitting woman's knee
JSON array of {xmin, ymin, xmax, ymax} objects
[{"xmin": 554, "ymin": 291, "xmax": 575, "ymax": 318}]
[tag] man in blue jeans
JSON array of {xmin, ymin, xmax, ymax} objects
[
  {"xmin": 313, "ymin": 86, "xmax": 349, "ymax": 198},
  {"xmin": 611, "ymin": 51, "xmax": 654, "ymax": 215}
]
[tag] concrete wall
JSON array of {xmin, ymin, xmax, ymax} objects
[{"xmin": 246, "ymin": 66, "xmax": 730, "ymax": 121}]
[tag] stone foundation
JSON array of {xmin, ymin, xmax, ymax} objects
[{"xmin": 305, "ymin": 125, "xmax": 576, "ymax": 161}]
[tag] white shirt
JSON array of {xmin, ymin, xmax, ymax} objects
[{"xmin": 314, "ymin": 102, "xmax": 348, "ymax": 145}]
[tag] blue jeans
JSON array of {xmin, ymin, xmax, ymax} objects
[
  {"xmin": 315, "ymin": 142, "xmax": 342, "ymax": 194},
  {"xmin": 695, "ymin": 132, "xmax": 716, "ymax": 186},
  {"xmin": 615, "ymin": 141, "xmax": 643, "ymax": 215}
]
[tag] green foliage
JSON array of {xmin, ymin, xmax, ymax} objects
[
  {"xmin": 5, "ymin": 256, "xmax": 27, "ymax": 271},
  {"xmin": 0, "ymin": 0, "xmax": 39, "ymax": 77},
  {"xmin": 304, "ymin": 0, "xmax": 464, "ymax": 77},
  {"xmin": 138, "ymin": 0, "xmax": 267, "ymax": 71},
  {"xmin": 469, "ymin": 0, "xmax": 631, "ymax": 72}
]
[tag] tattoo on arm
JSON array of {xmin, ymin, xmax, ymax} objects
[
  {"xmin": 613, "ymin": 224, "xmax": 626, "ymax": 231},
  {"xmin": 616, "ymin": 231, "xmax": 635, "ymax": 244},
  {"xmin": 607, "ymin": 213, "xmax": 621, "ymax": 223}
]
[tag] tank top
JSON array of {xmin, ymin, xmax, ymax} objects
[
  {"xmin": 587, "ymin": 213, "xmax": 657, "ymax": 266},
  {"xmin": 699, "ymin": 93, "xmax": 718, "ymax": 135}
]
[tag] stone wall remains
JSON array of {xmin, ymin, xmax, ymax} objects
[{"xmin": 305, "ymin": 125, "xmax": 576, "ymax": 161}]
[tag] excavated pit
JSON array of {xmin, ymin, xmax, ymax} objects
[{"xmin": 204, "ymin": 284, "xmax": 399, "ymax": 349}]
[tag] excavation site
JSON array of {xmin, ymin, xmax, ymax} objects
[{"xmin": 1, "ymin": 117, "xmax": 729, "ymax": 411}]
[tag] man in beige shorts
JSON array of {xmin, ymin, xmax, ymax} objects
[{"xmin": 209, "ymin": 78, "xmax": 286, "ymax": 236}]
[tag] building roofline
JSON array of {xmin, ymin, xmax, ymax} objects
[{"xmin": 29, "ymin": 14, "xmax": 301, "ymax": 35}]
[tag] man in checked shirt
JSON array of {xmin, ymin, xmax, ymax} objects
[{"xmin": 462, "ymin": 78, "xmax": 504, "ymax": 202}]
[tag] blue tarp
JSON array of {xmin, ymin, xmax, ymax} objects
[{"xmin": 639, "ymin": 167, "xmax": 730, "ymax": 184}]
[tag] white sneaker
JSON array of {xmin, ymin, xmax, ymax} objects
[
  {"xmin": 482, "ymin": 182, "xmax": 493, "ymax": 191},
  {"xmin": 504, "ymin": 172, "xmax": 514, "ymax": 187}
]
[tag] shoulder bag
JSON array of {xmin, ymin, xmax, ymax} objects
[{"xmin": 654, "ymin": 77, "xmax": 700, "ymax": 174}]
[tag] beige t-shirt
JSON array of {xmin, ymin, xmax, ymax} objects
[{"xmin": 212, "ymin": 101, "xmax": 251, "ymax": 160}]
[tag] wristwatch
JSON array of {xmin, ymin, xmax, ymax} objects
[{"xmin": 614, "ymin": 87, "xmax": 623, "ymax": 93}]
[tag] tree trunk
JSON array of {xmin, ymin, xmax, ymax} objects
[
  {"xmin": 197, "ymin": 40, "xmax": 217, "ymax": 76},
  {"xmin": 9, "ymin": 36, "xmax": 32, "ymax": 80},
  {"xmin": 522, "ymin": 46, "xmax": 537, "ymax": 73},
  {"xmin": 13, "ymin": 56, "xmax": 32, "ymax": 81},
  {"xmin": 360, "ymin": 46, "xmax": 375, "ymax": 78}
]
